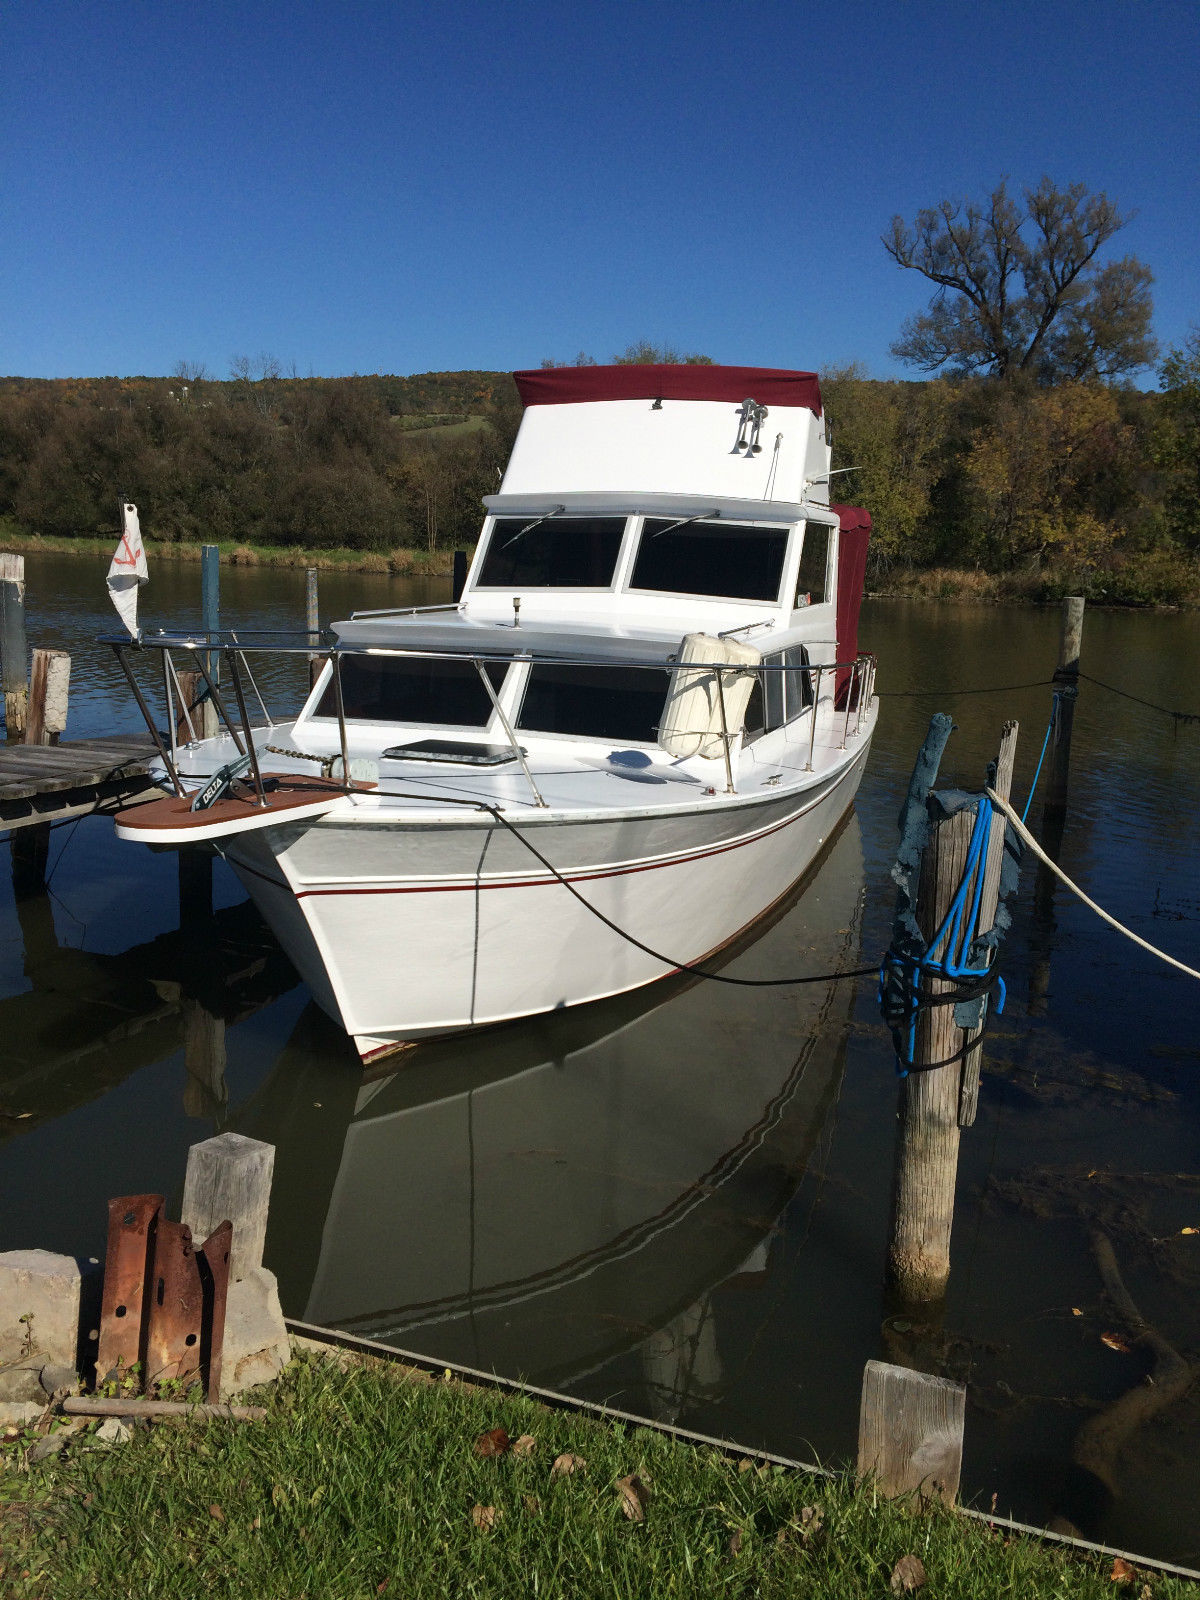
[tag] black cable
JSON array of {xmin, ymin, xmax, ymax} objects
[
  {"xmin": 479, "ymin": 801, "xmax": 879, "ymax": 989},
  {"xmin": 876, "ymin": 678, "xmax": 1053, "ymax": 699},
  {"xmin": 1078, "ymin": 670, "xmax": 1200, "ymax": 725}
]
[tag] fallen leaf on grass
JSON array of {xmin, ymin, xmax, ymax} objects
[
  {"xmin": 890, "ymin": 1554, "xmax": 927, "ymax": 1592},
  {"xmin": 728, "ymin": 1528, "xmax": 744, "ymax": 1556},
  {"xmin": 615, "ymin": 1473, "xmax": 651, "ymax": 1522},
  {"xmin": 208, "ymin": 1504, "xmax": 225, "ymax": 1523},
  {"xmin": 470, "ymin": 1503, "xmax": 501, "ymax": 1532},
  {"xmin": 474, "ymin": 1427, "xmax": 511, "ymax": 1458},
  {"xmin": 1101, "ymin": 1332, "xmax": 1133, "ymax": 1353},
  {"xmin": 551, "ymin": 1452, "xmax": 586, "ymax": 1476},
  {"xmin": 523, "ymin": 1494, "xmax": 541, "ymax": 1515},
  {"xmin": 1110, "ymin": 1557, "xmax": 1136, "ymax": 1584},
  {"xmin": 511, "ymin": 1434, "xmax": 537, "ymax": 1457},
  {"xmin": 738, "ymin": 1458, "xmax": 754, "ymax": 1473},
  {"xmin": 777, "ymin": 1505, "xmax": 825, "ymax": 1548}
]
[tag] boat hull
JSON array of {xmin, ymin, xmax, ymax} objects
[{"xmin": 223, "ymin": 737, "xmax": 872, "ymax": 1060}]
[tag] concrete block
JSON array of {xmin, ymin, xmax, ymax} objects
[
  {"xmin": 221, "ymin": 1266, "xmax": 289, "ymax": 1400},
  {"xmin": 0, "ymin": 1251, "xmax": 81, "ymax": 1402},
  {"xmin": 0, "ymin": 1400, "xmax": 43, "ymax": 1428},
  {"xmin": 94, "ymin": 1418, "xmax": 131, "ymax": 1445}
]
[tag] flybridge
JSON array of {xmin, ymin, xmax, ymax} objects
[{"xmin": 503, "ymin": 364, "xmax": 834, "ymax": 508}]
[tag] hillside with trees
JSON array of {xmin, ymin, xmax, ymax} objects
[{"xmin": 0, "ymin": 290, "xmax": 1196, "ymax": 604}]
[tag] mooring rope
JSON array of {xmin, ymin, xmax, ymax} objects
[
  {"xmin": 1078, "ymin": 670, "xmax": 1200, "ymax": 727},
  {"xmin": 877, "ymin": 795, "xmax": 1007, "ymax": 1075},
  {"xmin": 986, "ymin": 788, "xmax": 1200, "ymax": 982}
]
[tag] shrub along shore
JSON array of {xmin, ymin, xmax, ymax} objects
[
  {"xmin": 2, "ymin": 1346, "xmax": 1196, "ymax": 1600},
  {"xmin": 1, "ymin": 354, "xmax": 1198, "ymax": 607}
]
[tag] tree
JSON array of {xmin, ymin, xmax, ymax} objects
[
  {"xmin": 884, "ymin": 179, "xmax": 1157, "ymax": 382},
  {"xmin": 1155, "ymin": 326, "xmax": 1200, "ymax": 550}
]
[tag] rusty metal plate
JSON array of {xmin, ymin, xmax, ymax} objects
[
  {"xmin": 199, "ymin": 1220, "xmax": 232, "ymax": 1403},
  {"xmin": 143, "ymin": 1218, "xmax": 204, "ymax": 1390},
  {"xmin": 97, "ymin": 1194, "xmax": 162, "ymax": 1384}
]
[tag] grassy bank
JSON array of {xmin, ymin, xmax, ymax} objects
[
  {"xmin": 0, "ymin": 524, "xmax": 464, "ymax": 577},
  {"xmin": 2, "ymin": 1348, "xmax": 1194, "ymax": 1600}
]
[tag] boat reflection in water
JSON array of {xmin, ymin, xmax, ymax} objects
[{"xmin": 243, "ymin": 814, "xmax": 865, "ymax": 1425}]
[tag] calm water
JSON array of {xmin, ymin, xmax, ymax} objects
[{"xmin": 2, "ymin": 553, "xmax": 1199, "ymax": 1563}]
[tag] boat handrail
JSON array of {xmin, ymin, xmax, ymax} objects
[{"xmin": 105, "ymin": 632, "xmax": 875, "ymax": 804}]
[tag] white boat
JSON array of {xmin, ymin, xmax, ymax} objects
[{"xmin": 110, "ymin": 364, "xmax": 877, "ymax": 1062}]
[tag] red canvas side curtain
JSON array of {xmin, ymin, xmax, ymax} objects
[
  {"xmin": 513, "ymin": 365, "xmax": 823, "ymax": 416},
  {"xmin": 832, "ymin": 505, "xmax": 872, "ymax": 700}
]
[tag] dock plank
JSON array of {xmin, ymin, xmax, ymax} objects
[{"xmin": 0, "ymin": 734, "xmax": 158, "ymax": 812}]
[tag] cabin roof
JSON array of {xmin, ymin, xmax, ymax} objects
[{"xmin": 513, "ymin": 364, "xmax": 823, "ymax": 415}]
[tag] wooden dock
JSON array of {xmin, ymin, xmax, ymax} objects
[{"xmin": 0, "ymin": 733, "xmax": 157, "ymax": 832}]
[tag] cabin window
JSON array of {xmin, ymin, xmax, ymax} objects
[
  {"xmin": 631, "ymin": 520, "xmax": 788, "ymax": 602},
  {"xmin": 517, "ymin": 664, "xmax": 667, "ymax": 744},
  {"xmin": 763, "ymin": 653, "xmax": 785, "ymax": 729},
  {"xmin": 316, "ymin": 656, "xmax": 506, "ymax": 725},
  {"xmin": 795, "ymin": 522, "xmax": 831, "ymax": 606},
  {"xmin": 475, "ymin": 517, "xmax": 626, "ymax": 588},
  {"xmin": 784, "ymin": 645, "xmax": 814, "ymax": 716}
]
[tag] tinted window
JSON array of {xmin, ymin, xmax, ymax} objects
[
  {"xmin": 795, "ymin": 522, "xmax": 831, "ymax": 605},
  {"xmin": 632, "ymin": 521, "xmax": 787, "ymax": 601},
  {"xmin": 763, "ymin": 653, "xmax": 785, "ymax": 729},
  {"xmin": 476, "ymin": 517, "xmax": 625, "ymax": 588},
  {"xmin": 518, "ymin": 665, "xmax": 667, "ymax": 744},
  {"xmin": 317, "ymin": 657, "xmax": 505, "ymax": 725},
  {"xmin": 784, "ymin": 645, "xmax": 813, "ymax": 716}
]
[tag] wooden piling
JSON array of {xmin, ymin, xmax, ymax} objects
[
  {"xmin": 306, "ymin": 567, "xmax": 320, "ymax": 688},
  {"xmin": 857, "ymin": 1359, "xmax": 966, "ymax": 1504},
  {"xmin": 25, "ymin": 648, "xmax": 70, "ymax": 746},
  {"xmin": 887, "ymin": 802, "xmax": 975, "ymax": 1303},
  {"xmin": 958, "ymin": 721, "xmax": 1018, "ymax": 1127},
  {"xmin": 0, "ymin": 553, "xmax": 28, "ymax": 741},
  {"xmin": 10, "ymin": 822, "xmax": 50, "ymax": 900},
  {"xmin": 201, "ymin": 546, "xmax": 221, "ymax": 739},
  {"xmin": 182, "ymin": 997, "xmax": 227, "ymax": 1118},
  {"xmin": 182, "ymin": 1133, "xmax": 275, "ymax": 1282},
  {"xmin": 1046, "ymin": 595, "xmax": 1084, "ymax": 815},
  {"xmin": 175, "ymin": 668, "xmax": 203, "ymax": 746}
]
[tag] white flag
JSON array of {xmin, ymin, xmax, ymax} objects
[{"xmin": 106, "ymin": 502, "xmax": 148, "ymax": 635}]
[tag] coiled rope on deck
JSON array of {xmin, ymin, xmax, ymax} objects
[{"xmin": 986, "ymin": 787, "xmax": 1200, "ymax": 983}]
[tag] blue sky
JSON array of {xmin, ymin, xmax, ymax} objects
[{"xmin": 3, "ymin": 1, "xmax": 1196, "ymax": 381}]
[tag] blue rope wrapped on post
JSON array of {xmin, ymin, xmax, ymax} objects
[{"xmin": 878, "ymin": 714, "xmax": 1022, "ymax": 1078}]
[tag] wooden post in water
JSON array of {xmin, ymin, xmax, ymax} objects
[
  {"xmin": 888, "ymin": 723, "xmax": 1017, "ymax": 1299},
  {"xmin": 1046, "ymin": 595, "xmax": 1084, "ymax": 817},
  {"xmin": 25, "ymin": 648, "xmax": 70, "ymax": 746},
  {"xmin": 182, "ymin": 996, "xmax": 227, "ymax": 1118},
  {"xmin": 957, "ymin": 721, "xmax": 1018, "ymax": 1127},
  {"xmin": 200, "ymin": 545, "xmax": 220, "ymax": 739},
  {"xmin": 0, "ymin": 553, "xmax": 28, "ymax": 741},
  {"xmin": 182, "ymin": 1133, "xmax": 275, "ymax": 1282},
  {"xmin": 306, "ymin": 568, "xmax": 320, "ymax": 688},
  {"xmin": 857, "ymin": 1359, "xmax": 966, "ymax": 1504}
]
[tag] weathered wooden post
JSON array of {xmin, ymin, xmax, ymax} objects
[
  {"xmin": 858, "ymin": 1359, "xmax": 966, "ymax": 1504},
  {"xmin": 306, "ymin": 567, "xmax": 320, "ymax": 688},
  {"xmin": 1045, "ymin": 595, "xmax": 1084, "ymax": 817},
  {"xmin": 182, "ymin": 1133, "xmax": 275, "ymax": 1283},
  {"xmin": 0, "ymin": 552, "xmax": 28, "ymax": 741},
  {"xmin": 886, "ymin": 720, "xmax": 1017, "ymax": 1302},
  {"xmin": 175, "ymin": 668, "xmax": 203, "ymax": 746},
  {"xmin": 10, "ymin": 823, "xmax": 51, "ymax": 901},
  {"xmin": 25, "ymin": 648, "xmax": 70, "ymax": 746},
  {"xmin": 200, "ymin": 544, "xmax": 220, "ymax": 739}
]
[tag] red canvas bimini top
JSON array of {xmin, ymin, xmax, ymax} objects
[{"xmin": 514, "ymin": 365, "xmax": 823, "ymax": 416}]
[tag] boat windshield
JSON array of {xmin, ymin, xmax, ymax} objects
[
  {"xmin": 631, "ymin": 520, "xmax": 787, "ymax": 602},
  {"xmin": 475, "ymin": 517, "xmax": 625, "ymax": 588},
  {"xmin": 517, "ymin": 664, "xmax": 668, "ymax": 744},
  {"xmin": 316, "ymin": 656, "xmax": 506, "ymax": 725}
]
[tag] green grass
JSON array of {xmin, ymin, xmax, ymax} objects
[
  {"xmin": 0, "ymin": 522, "xmax": 465, "ymax": 576},
  {"xmin": 3, "ymin": 1349, "xmax": 1195, "ymax": 1600}
]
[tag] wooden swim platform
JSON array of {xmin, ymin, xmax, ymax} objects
[{"xmin": 0, "ymin": 733, "xmax": 158, "ymax": 831}]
